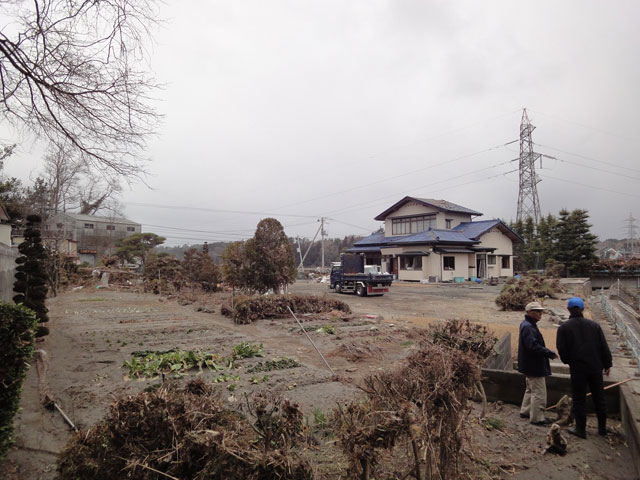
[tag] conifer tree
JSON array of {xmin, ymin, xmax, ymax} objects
[
  {"xmin": 555, "ymin": 209, "xmax": 598, "ymax": 277},
  {"xmin": 13, "ymin": 214, "xmax": 49, "ymax": 337}
]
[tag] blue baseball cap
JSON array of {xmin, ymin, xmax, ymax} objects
[{"xmin": 567, "ymin": 297, "xmax": 584, "ymax": 309}]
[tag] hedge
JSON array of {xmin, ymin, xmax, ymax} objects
[{"xmin": 0, "ymin": 303, "xmax": 37, "ymax": 458}]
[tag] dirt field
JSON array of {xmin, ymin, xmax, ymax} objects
[{"xmin": 0, "ymin": 280, "xmax": 636, "ymax": 479}]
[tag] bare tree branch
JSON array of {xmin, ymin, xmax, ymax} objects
[{"xmin": 0, "ymin": 0, "xmax": 161, "ymax": 180}]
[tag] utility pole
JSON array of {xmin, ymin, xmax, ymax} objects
[
  {"xmin": 516, "ymin": 109, "xmax": 542, "ymax": 226},
  {"xmin": 625, "ymin": 213, "xmax": 638, "ymax": 256},
  {"xmin": 320, "ymin": 217, "xmax": 326, "ymax": 271}
]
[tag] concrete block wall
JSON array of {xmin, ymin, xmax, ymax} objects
[{"xmin": 0, "ymin": 242, "xmax": 17, "ymax": 302}]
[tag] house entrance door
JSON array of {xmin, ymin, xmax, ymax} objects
[{"xmin": 476, "ymin": 255, "xmax": 486, "ymax": 278}]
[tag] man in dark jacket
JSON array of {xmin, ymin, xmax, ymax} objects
[
  {"xmin": 518, "ymin": 301, "xmax": 558, "ymax": 425},
  {"xmin": 557, "ymin": 297, "xmax": 612, "ymax": 438}
]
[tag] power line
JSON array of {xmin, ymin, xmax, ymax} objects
[
  {"xmin": 321, "ymin": 158, "xmax": 515, "ymax": 218},
  {"xmin": 528, "ymin": 109, "xmax": 638, "ymax": 144},
  {"xmin": 534, "ymin": 142, "xmax": 640, "ymax": 175},
  {"xmin": 539, "ymin": 173, "xmax": 640, "ymax": 198},
  {"xmin": 272, "ymin": 139, "xmax": 518, "ymax": 211},
  {"xmin": 125, "ymin": 202, "xmax": 319, "ymax": 219}
]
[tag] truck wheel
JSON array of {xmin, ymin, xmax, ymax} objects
[
  {"xmin": 356, "ymin": 284, "xmax": 366, "ymax": 297},
  {"xmin": 335, "ymin": 283, "xmax": 342, "ymax": 294}
]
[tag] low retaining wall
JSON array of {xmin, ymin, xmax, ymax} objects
[
  {"xmin": 484, "ymin": 332, "xmax": 511, "ymax": 370},
  {"xmin": 0, "ymin": 242, "xmax": 17, "ymax": 302},
  {"xmin": 481, "ymin": 369, "xmax": 621, "ymax": 415}
]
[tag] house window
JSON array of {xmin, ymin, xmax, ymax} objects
[
  {"xmin": 56, "ymin": 223, "xmax": 63, "ymax": 230},
  {"xmin": 84, "ymin": 223, "xmax": 94, "ymax": 229},
  {"xmin": 106, "ymin": 225, "xmax": 116, "ymax": 231},
  {"xmin": 392, "ymin": 215, "xmax": 435, "ymax": 235},
  {"xmin": 488, "ymin": 255, "xmax": 496, "ymax": 265},
  {"xmin": 400, "ymin": 256, "xmax": 422, "ymax": 270},
  {"xmin": 501, "ymin": 256, "xmax": 511, "ymax": 269},
  {"xmin": 443, "ymin": 256, "xmax": 455, "ymax": 270},
  {"xmin": 445, "ymin": 219, "xmax": 452, "ymax": 229},
  {"xmin": 126, "ymin": 226, "xmax": 135, "ymax": 232}
]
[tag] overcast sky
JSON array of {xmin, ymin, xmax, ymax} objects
[{"xmin": 4, "ymin": 0, "xmax": 640, "ymax": 246}]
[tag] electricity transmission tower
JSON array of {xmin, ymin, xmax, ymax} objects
[
  {"xmin": 516, "ymin": 109, "xmax": 542, "ymax": 225},
  {"xmin": 625, "ymin": 213, "xmax": 638, "ymax": 255}
]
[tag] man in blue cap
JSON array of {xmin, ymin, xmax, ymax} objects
[{"xmin": 557, "ymin": 297, "xmax": 612, "ymax": 438}]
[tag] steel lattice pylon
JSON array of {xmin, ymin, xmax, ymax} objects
[{"xmin": 516, "ymin": 109, "xmax": 542, "ymax": 225}]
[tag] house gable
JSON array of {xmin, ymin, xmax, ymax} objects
[{"xmin": 375, "ymin": 197, "xmax": 482, "ymax": 236}]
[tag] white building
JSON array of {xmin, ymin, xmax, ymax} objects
[{"xmin": 349, "ymin": 197, "xmax": 522, "ymax": 282}]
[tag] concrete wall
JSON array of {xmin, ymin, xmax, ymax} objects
[
  {"xmin": 0, "ymin": 223, "xmax": 11, "ymax": 246},
  {"xmin": 440, "ymin": 253, "xmax": 469, "ymax": 282},
  {"xmin": 481, "ymin": 369, "xmax": 621, "ymax": 414},
  {"xmin": 478, "ymin": 229, "xmax": 514, "ymax": 277},
  {"xmin": 620, "ymin": 385, "xmax": 640, "ymax": 477},
  {"xmin": 484, "ymin": 333, "xmax": 512, "ymax": 370},
  {"xmin": 0, "ymin": 242, "xmax": 17, "ymax": 302}
]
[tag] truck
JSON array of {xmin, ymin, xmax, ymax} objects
[{"xmin": 329, "ymin": 253, "xmax": 393, "ymax": 297}]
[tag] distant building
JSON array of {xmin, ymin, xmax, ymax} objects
[
  {"xmin": 0, "ymin": 203, "xmax": 11, "ymax": 246},
  {"xmin": 348, "ymin": 196, "xmax": 522, "ymax": 282},
  {"xmin": 43, "ymin": 213, "xmax": 141, "ymax": 265}
]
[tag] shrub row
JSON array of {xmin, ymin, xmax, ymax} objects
[
  {"xmin": 0, "ymin": 303, "xmax": 37, "ymax": 458},
  {"xmin": 495, "ymin": 274, "xmax": 564, "ymax": 311},
  {"xmin": 222, "ymin": 294, "xmax": 351, "ymax": 324}
]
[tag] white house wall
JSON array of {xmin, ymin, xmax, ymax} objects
[
  {"xmin": 0, "ymin": 224, "xmax": 11, "ymax": 246},
  {"xmin": 383, "ymin": 202, "xmax": 474, "ymax": 235},
  {"xmin": 478, "ymin": 229, "xmax": 514, "ymax": 277}
]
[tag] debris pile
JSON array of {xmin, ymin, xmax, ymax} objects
[
  {"xmin": 57, "ymin": 379, "xmax": 313, "ymax": 480},
  {"xmin": 495, "ymin": 274, "xmax": 564, "ymax": 311},
  {"xmin": 333, "ymin": 342, "xmax": 480, "ymax": 480},
  {"xmin": 222, "ymin": 294, "xmax": 351, "ymax": 324}
]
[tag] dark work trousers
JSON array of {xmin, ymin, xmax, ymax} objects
[{"xmin": 571, "ymin": 369, "xmax": 606, "ymax": 419}]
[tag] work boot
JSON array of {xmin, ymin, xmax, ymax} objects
[
  {"xmin": 568, "ymin": 416, "xmax": 587, "ymax": 439},
  {"xmin": 598, "ymin": 415, "xmax": 608, "ymax": 436}
]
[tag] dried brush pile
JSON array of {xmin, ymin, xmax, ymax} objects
[
  {"xmin": 57, "ymin": 379, "xmax": 313, "ymax": 480},
  {"xmin": 222, "ymin": 294, "xmax": 351, "ymax": 324},
  {"xmin": 428, "ymin": 319, "xmax": 498, "ymax": 360},
  {"xmin": 495, "ymin": 274, "xmax": 564, "ymax": 311},
  {"xmin": 333, "ymin": 342, "xmax": 480, "ymax": 480}
]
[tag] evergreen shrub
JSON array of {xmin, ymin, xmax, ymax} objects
[{"xmin": 0, "ymin": 303, "xmax": 37, "ymax": 458}]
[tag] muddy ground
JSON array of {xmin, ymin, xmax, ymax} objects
[{"xmin": 0, "ymin": 280, "xmax": 637, "ymax": 479}]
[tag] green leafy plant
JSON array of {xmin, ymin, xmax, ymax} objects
[
  {"xmin": 313, "ymin": 408, "xmax": 328, "ymax": 429},
  {"xmin": 482, "ymin": 417, "xmax": 505, "ymax": 431},
  {"xmin": 123, "ymin": 349, "xmax": 224, "ymax": 378},
  {"xmin": 0, "ymin": 303, "xmax": 37, "ymax": 458},
  {"xmin": 316, "ymin": 325, "xmax": 335, "ymax": 335},
  {"xmin": 232, "ymin": 342, "xmax": 265, "ymax": 359}
]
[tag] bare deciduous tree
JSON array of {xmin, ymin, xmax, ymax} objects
[{"xmin": 0, "ymin": 0, "xmax": 161, "ymax": 178}]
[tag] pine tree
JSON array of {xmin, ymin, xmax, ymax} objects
[
  {"xmin": 537, "ymin": 214, "xmax": 558, "ymax": 267},
  {"xmin": 13, "ymin": 214, "xmax": 49, "ymax": 337},
  {"xmin": 555, "ymin": 209, "xmax": 598, "ymax": 277}
]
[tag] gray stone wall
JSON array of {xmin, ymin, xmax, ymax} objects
[{"xmin": 0, "ymin": 243, "xmax": 17, "ymax": 302}]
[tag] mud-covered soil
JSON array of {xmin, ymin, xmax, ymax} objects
[{"xmin": 0, "ymin": 280, "xmax": 636, "ymax": 479}]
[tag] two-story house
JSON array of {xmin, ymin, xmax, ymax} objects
[
  {"xmin": 44, "ymin": 213, "xmax": 141, "ymax": 265},
  {"xmin": 349, "ymin": 197, "xmax": 522, "ymax": 282}
]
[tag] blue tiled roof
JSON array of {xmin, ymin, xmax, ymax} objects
[
  {"xmin": 413, "ymin": 198, "xmax": 483, "ymax": 216},
  {"xmin": 353, "ymin": 232, "xmax": 396, "ymax": 246},
  {"xmin": 453, "ymin": 219, "xmax": 523, "ymax": 243},
  {"xmin": 452, "ymin": 220, "xmax": 500, "ymax": 240},
  {"xmin": 347, "ymin": 246, "xmax": 382, "ymax": 253},
  {"xmin": 389, "ymin": 228, "xmax": 476, "ymax": 245},
  {"xmin": 374, "ymin": 196, "xmax": 482, "ymax": 220}
]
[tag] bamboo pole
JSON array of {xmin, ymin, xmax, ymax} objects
[
  {"xmin": 545, "ymin": 377, "xmax": 635, "ymax": 411},
  {"xmin": 287, "ymin": 306, "xmax": 335, "ymax": 376}
]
